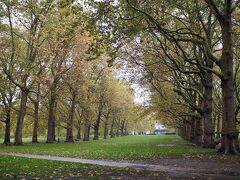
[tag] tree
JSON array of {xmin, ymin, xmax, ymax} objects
[{"xmin": 91, "ymin": 0, "xmax": 240, "ymax": 153}]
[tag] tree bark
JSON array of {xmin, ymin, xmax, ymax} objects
[
  {"xmin": 124, "ymin": 123, "xmax": 128, "ymax": 136},
  {"xmin": 202, "ymin": 79, "xmax": 215, "ymax": 148},
  {"xmin": 116, "ymin": 118, "xmax": 121, "ymax": 137},
  {"xmin": 190, "ymin": 118, "xmax": 195, "ymax": 143},
  {"xmin": 14, "ymin": 90, "xmax": 28, "ymax": 145},
  {"xmin": 110, "ymin": 117, "xmax": 115, "ymax": 138},
  {"xmin": 47, "ymin": 84, "xmax": 57, "ymax": 143},
  {"xmin": 82, "ymin": 108, "xmax": 90, "ymax": 141},
  {"xmin": 120, "ymin": 120, "xmax": 125, "ymax": 136},
  {"xmin": 52, "ymin": 107, "xmax": 56, "ymax": 142},
  {"xmin": 213, "ymin": 114, "xmax": 216, "ymax": 138},
  {"xmin": 184, "ymin": 120, "xmax": 191, "ymax": 141},
  {"xmin": 32, "ymin": 84, "xmax": 40, "ymax": 143},
  {"xmin": 32, "ymin": 101, "xmax": 39, "ymax": 143},
  {"xmin": 83, "ymin": 123, "xmax": 90, "ymax": 141},
  {"xmin": 93, "ymin": 104, "xmax": 103, "ymax": 140},
  {"xmin": 195, "ymin": 117, "xmax": 203, "ymax": 146},
  {"xmin": 76, "ymin": 127, "xmax": 81, "ymax": 140},
  {"xmin": 76, "ymin": 111, "xmax": 82, "ymax": 140},
  {"xmin": 216, "ymin": 114, "xmax": 221, "ymax": 139},
  {"xmin": 66, "ymin": 91, "xmax": 77, "ymax": 142},
  {"xmin": 218, "ymin": 2, "xmax": 240, "ymax": 154},
  {"xmin": 104, "ymin": 121, "xmax": 108, "ymax": 139},
  {"xmin": 4, "ymin": 108, "xmax": 11, "ymax": 145}
]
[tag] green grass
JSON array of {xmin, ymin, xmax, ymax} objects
[
  {"xmin": 0, "ymin": 135, "xmax": 216, "ymax": 160},
  {"xmin": 0, "ymin": 136, "xmax": 66, "ymax": 144},
  {"xmin": 0, "ymin": 155, "xmax": 153, "ymax": 179},
  {"xmin": 0, "ymin": 135, "xmax": 239, "ymax": 179}
]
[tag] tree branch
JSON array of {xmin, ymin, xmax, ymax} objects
[{"xmin": 204, "ymin": 0, "xmax": 224, "ymax": 22}]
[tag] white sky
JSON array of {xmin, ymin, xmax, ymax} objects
[{"xmin": 131, "ymin": 83, "xmax": 151, "ymax": 105}]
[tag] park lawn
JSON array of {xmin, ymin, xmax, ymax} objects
[
  {"xmin": 0, "ymin": 137, "xmax": 47, "ymax": 144},
  {"xmin": 0, "ymin": 155, "xmax": 156, "ymax": 179},
  {"xmin": 0, "ymin": 135, "xmax": 217, "ymax": 160}
]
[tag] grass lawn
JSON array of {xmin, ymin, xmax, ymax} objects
[
  {"xmin": 0, "ymin": 135, "xmax": 217, "ymax": 160},
  {"xmin": 1, "ymin": 135, "xmax": 240, "ymax": 179},
  {"xmin": 0, "ymin": 155, "xmax": 158, "ymax": 179}
]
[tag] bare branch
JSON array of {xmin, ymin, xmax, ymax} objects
[{"xmin": 204, "ymin": 0, "xmax": 224, "ymax": 22}]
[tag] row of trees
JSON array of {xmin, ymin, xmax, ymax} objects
[
  {"xmin": 0, "ymin": 0, "xmax": 151, "ymax": 145},
  {"xmin": 92, "ymin": 0, "xmax": 240, "ymax": 154}
]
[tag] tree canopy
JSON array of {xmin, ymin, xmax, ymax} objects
[{"xmin": 0, "ymin": 0, "xmax": 240, "ymax": 155}]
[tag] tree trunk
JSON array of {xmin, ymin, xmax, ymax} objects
[
  {"xmin": 104, "ymin": 121, "xmax": 108, "ymax": 139},
  {"xmin": 32, "ymin": 83, "xmax": 40, "ymax": 143},
  {"xmin": 185, "ymin": 121, "xmax": 191, "ymax": 141},
  {"xmin": 53, "ymin": 102, "xmax": 57, "ymax": 142},
  {"xmin": 195, "ymin": 117, "xmax": 203, "ymax": 146},
  {"xmin": 181, "ymin": 124, "xmax": 187, "ymax": 140},
  {"xmin": 93, "ymin": 105, "xmax": 103, "ymax": 140},
  {"xmin": 14, "ymin": 90, "xmax": 28, "ymax": 145},
  {"xmin": 124, "ymin": 123, "xmax": 128, "ymax": 136},
  {"xmin": 47, "ymin": 85, "xmax": 57, "ymax": 143},
  {"xmin": 179, "ymin": 120, "xmax": 187, "ymax": 140},
  {"xmin": 82, "ymin": 108, "xmax": 90, "ymax": 141},
  {"xmin": 76, "ymin": 127, "xmax": 81, "ymax": 140},
  {"xmin": 120, "ymin": 120, "xmax": 125, "ymax": 136},
  {"xmin": 220, "ymin": 76, "xmax": 239, "ymax": 153},
  {"xmin": 83, "ymin": 122, "xmax": 90, "ymax": 141},
  {"xmin": 190, "ymin": 118, "xmax": 195, "ymax": 143},
  {"xmin": 110, "ymin": 118, "xmax": 115, "ymax": 138},
  {"xmin": 125, "ymin": 127, "xmax": 128, "ymax": 136},
  {"xmin": 213, "ymin": 114, "xmax": 216, "ymax": 138},
  {"xmin": 216, "ymin": 114, "xmax": 221, "ymax": 139},
  {"xmin": 4, "ymin": 108, "xmax": 11, "ymax": 145},
  {"xmin": 116, "ymin": 119, "xmax": 120, "ymax": 137},
  {"xmin": 202, "ymin": 79, "xmax": 215, "ymax": 148},
  {"xmin": 66, "ymin": 91, "xmax": 77, "ymax": 142},
  {"xmin": 75, "ymin": 108, "xmax": 82, "ymax": 140},
  {"xmin": 218, "ymin": 3, "xmax": 240, "ymax": 154},
  {"xmin": 32, "ymin": 101, "xmax": 39, "ymax": 143},
  {"xmin": 93, "ymin": 124, "xmax": 99, "ymax": 140}
]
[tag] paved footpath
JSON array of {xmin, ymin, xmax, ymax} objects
[
  {"xmin": 1, "ymin": 152, "xmax": 240, "ymax": 179},
  {"xmin": 0, "ymin": 152, "xmax": 191, "ymax": 172}
]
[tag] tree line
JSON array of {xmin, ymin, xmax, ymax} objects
[
  {"xmin": 0, "ymin": 0, "xmax": 153, "ymax": 145},
  {"xmin": 92, "ymin": 0, "xmax": 240, "ymax": 154}
]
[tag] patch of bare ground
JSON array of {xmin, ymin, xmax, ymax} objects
[
  {"xmin": 123, "ymin": 157, "xmax": 240, "ymax": 179},
  {"xmin": 156, "ymin": 143, "xmax": 193, "ymax": 147}
]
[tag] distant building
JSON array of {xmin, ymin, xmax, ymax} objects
[
  {"xmin": 154, "ymin": 129, "xmax": 167, "ymax": 135},
  {"xmin": 153, "ymin": 129, "xmax": 176, "ymax": 135}
]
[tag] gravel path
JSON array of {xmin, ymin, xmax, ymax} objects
[
  {"xmin": 1, "ymin": 152, "xmax": 240, "ymax": 179},
  {"xmin": 0, "ymin": 152, "xmax": 192, "ymax": 172}
]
